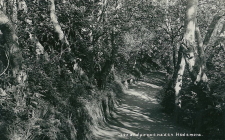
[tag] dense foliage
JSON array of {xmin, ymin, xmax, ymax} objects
[{"xmin": 0, "ymin": 0, "xmax": 225, "ymax": 139}]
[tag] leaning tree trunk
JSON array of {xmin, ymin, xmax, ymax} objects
[
  {"xmin": 203, "ymin": 13, "xmax": 224, "ymax": 48},
  {"xmin": 206, "ymin": 22, "xmax": 225, "ymax": 64},
  {"xmin": 0, "ymin": 10, "xmax": 23, "ymax": 82}
]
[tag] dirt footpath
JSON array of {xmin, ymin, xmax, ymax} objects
[{"xmin": 93, "ymin": 76, "xmax": 195, "ymax": 140}]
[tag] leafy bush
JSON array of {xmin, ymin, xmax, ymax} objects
[
  {"xmin": 159, "ymin": 63, "xmax": 225, "ymax": 139},
  {"xmin": 0, "ymin": 47, "xmax": 121, "ymax": 140}
]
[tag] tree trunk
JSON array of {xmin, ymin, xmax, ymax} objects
[
  {"xmin": 213, "ymin": 21, "xmax": 225, "ymax": 48},
  {"xmin": 174, "ymin": 46, "xmax": 186, "ymax": 108},
  {"xmin": 195, "ymin": 25, "xmax": 208, "ymax": 84},
  {"xmin": 29, "ymin": 33, "xmax": 46, "ymax": 59},
  {"xmin": 11, "ymin": 0, "xmax": 17, "ymax": 25},
  {"xmin": 182, "ymin": 0, "xmax": 198, "ymax": 78},
  {"xmin": 203, "ymin": 13, "xmax": 224, "ymax": 47},
  {"xmin": 172, "ymin": 44, "xmax": 177, "ymax": 72},
  {"xmin": 206, "ymin": 22, "xmax": 225, "ymax": 63},
  {"xmin": 174, "ymin": 0, "xmax": 198, "ymax": 109},
  {"xmin": 193, "ymin": 24, "xmax": 210, "ymax": 134},
  {"xmin": 0, "ymin": 0, "xmax": 6, "ymax": 13},
  {"xmin": 49, "ymin": 0, "xmax": 70, "ymax": 55},
  {"xmin": 174, "ymin": 0, "xmax": 210, "ymax": 133},
  {"xmin": 0, "ymin": 10, "xmax": 22, "ymax": 80},
  {"xmin": 98, "ymin": 31, "xmax": 118, "ymax": 90}
]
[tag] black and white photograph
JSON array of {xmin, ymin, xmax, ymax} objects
[{"xmin": 0, "ymin": 0, "xmax": 225, "ymax": 139}]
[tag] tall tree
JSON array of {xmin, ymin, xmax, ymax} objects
[
  {"xmin": 174, "ymin": 0, "xmax": 198, "ymax": 108},
  {"xmin": 172, "ymin": 0, "xmax": 214, "ymax": 133}
]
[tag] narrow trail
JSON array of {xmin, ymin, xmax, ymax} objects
[{"xmin": 93, "ymin": 72, "xmax": 192, "ymax": 140}]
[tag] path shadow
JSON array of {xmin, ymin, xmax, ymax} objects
[{"xmin": 93, "ymin": 76, "xmax": 192, "ymax": 140}]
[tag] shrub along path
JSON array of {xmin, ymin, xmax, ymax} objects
[{"xmin": 93, "ymin": 72, "xmax": 194, "ymax": 140}]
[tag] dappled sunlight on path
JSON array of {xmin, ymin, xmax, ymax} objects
[
  {"xmin": 137, "ymin": 81, "xmax": 162, "ymax": 89},
  {"xmin": 93, "ymin": 78, "xmax": 191, "ymax": 140}
]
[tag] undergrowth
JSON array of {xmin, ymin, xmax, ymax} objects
[
  {"xmin": 0, "ymin": 53, "xmax": 122, "ymax": 140},
  {"xmin": 157, "ymin": 68, "xmax": 225, "ymax": 139}
]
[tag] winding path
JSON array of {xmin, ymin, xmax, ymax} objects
[{"xmin": 93, "ymin": 72, "xmax": 192, "ymax": 140}]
